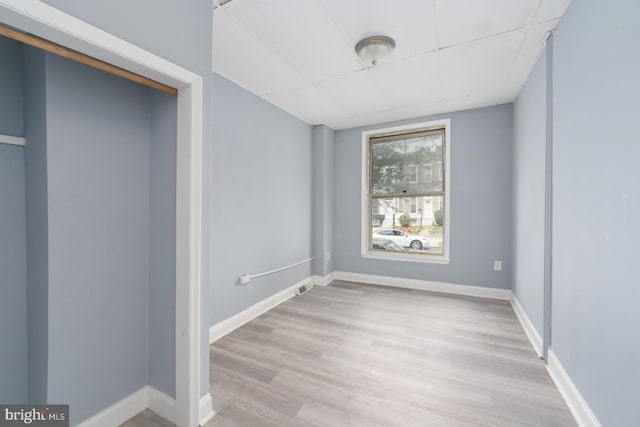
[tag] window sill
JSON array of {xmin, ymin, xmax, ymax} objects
[{"xmin": 361, "ymin": 251, "xmax": 451, "ymax": 265}]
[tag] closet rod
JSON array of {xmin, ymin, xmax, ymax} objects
[{"xmin": 0, "ymin": 24, "xmax": 177, "ymax": 96}]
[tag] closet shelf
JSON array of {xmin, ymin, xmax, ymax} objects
[{"xmin": 0, "ymin": 135, "xmax": 26, "ymax": 147}]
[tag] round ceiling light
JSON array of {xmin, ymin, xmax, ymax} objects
[{"xmin": 355, "ymin": 35, "xmax": 396, "ymax": 66}]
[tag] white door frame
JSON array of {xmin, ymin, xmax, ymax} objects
[{"xmin": 0, "ymin": 1, "xmax": 204, "ymax": 426}]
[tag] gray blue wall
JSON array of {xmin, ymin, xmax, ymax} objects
[
  {"xmin": 0, "ymin": 37, "xmax": 27, "ymax": 404},
  {"xmin": 23, "ymin": 46, "xmax": 49, "ymax": 405},
  {"xmin": 512, "ymin": 47, "xmax": 547, "ymax": 337},
  {"xmin": 4, "ymin": 39, "xmax": 178, "ymax": 421},
  {"xmin": 17, "ymin": 45, "xmax": 179, "ymax": 422},
  {"xmin": 549, "ymin": 0, "xmax": 640, "ymax": 425},
  {"xmin": 44, "ymin": 54, "xmax": 152, "ymax": 425},
  {"xmin": 333, "ymin": 105, "xmax": 513, "ymax": 289},
  {"xmin": 149, "ymin": 90, "xmax": 178, "ymax": 399},
  {"xmin": 0, "ymin": 145, "xmax": 28, "ymax": 403},
  {"xmin": 211, "ymin": 74, "xmax": 312, "ymax": 324},
  {"xmin": 0, "ymin": 36, "xmax": 23, "ymax": 136},
  {"xmin": 40, "ymin": 0, "xmax": 214, "ymax": 397},
  {"xmin": 312, "ymin": 125, "xmax": 335, "ymax": 277},
  {"xmin": 1, "ymin": 0, "xmax": 212, "ymax": 416}
]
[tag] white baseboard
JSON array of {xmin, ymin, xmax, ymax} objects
[
  {"xmin": 547, "ymin": 350, "xmax": 602, "ymax": 427},
  {"xmin": 147, "ymin": 386, "xmax": 176, "ymax": 424},
  {"xmin": 77, "ymin": 386, "xmax": 215, "ymax": 427},
  {"xmin": 77, "ymin": 386, "xmax": 171, "ymax": 427},
  {"xmin": 199, "ymin": 393, "xmax": 216, "ymax": 425},
  {"xmin": 333, "ymin": 271, "xmax": 511, "ymax": 301},
  {"xmin": 509, "ymin": 298, "xmax": 600, "ymax": 427},
  {"xmin": 77, "ymin": 387, "xmax": 147, "ymax": 427},
  {"xmin": 209, "ymin": 277, "xmax": 313, "ymax": 344},
  {"xmin": 311, "ymin": 272, "xmax": 335, "ymax": 287},
  {"xmin": 509, "ymin": 293, "xmax": 543, "ymax": 357}
]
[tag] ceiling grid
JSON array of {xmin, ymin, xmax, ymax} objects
[{"xmin": 214, "ymin": 0, "xmax": 572, "ymax": 129}]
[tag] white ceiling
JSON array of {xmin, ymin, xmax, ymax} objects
[{"xmin": 214, "ymin": 0, "xmax": 572, "ymax": 130}]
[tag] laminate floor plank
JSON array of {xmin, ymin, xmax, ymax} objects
[
  {"xmin": 123, "ymin": 280, "xmax": 576, "ymax": 427},
  {"xmin": 206, "ymin": 281, "xmax": 576, "ymax": 427},
  {"xmin": 121, "ymin": 409, "xmax": 174, "ymax": 427}
]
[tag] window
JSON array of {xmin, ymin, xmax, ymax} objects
[
  {"xmin": 408, "ymin": 165, "xmax": 419, "ymax": 183},
  {"xmin": 372, "ymin": 199, "xmax": 380, "ymax": 215},
  {"xmin": 424, "ymin": 164, "xmax": 433, "ymax": 183},
  {"xmin": 361, "ymin": 119, "xmax": 450, "ymax": 263}
]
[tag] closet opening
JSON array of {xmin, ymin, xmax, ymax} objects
[{"xmin": 0, "ymin": 3, "xmax": 204, "ymax": 425}]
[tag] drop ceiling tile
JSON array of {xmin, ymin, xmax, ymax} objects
[
  {"xmin": 315, "ymin": 70, "xmax": 389, "ymax": 116},
  {"xmin": 215, "ymin": 0, "xmax": 573, "ymax": 131},
  {"xmin": 228, "ymin": 0, "xmax": 362, "ymax": 82},
  {"xmin": 434, "ymin": 0, "xmax": 538, "ymax": 48},
  {"xmin": 439, "ymin": 31, "xmax": 525, "ymax": 100},
  {"xmin": 325, "ymin": 100, "xmax": 446, "ymax": 131},
  {"xmin": 368, "ymin": 51, "xmax": 443, "ymax": 109},
  {"xmin": 322, "ymin": 0, "xmax": 438, "ymax": 59},
  {"xmin": 264, "ymin": 84, "xmax": 345, "ymax": 125},
  {"xmin": 533, "ymin": 0, "xmax": 573, "ymax": 24},
  {"xmin": 388, "ymin": 100, "xmax": 448, "ymax": 122},
  {"xmin": 506, "ymin": 20, "xmax": 560, "ymax": 96},
  {"xmin": 324, "ymin": 109, "xmax": 395, "ymax": 131},
  {"xmin": 217, "ymin": 0, "xmax": 264, "ymax": 19},
  {"xmin": 214, "ymin": 10, "xmax": 307, "ymax": 95},
  {"xmin": 444, "ymin": 91, "xmax": 513, "ymax": 113}
]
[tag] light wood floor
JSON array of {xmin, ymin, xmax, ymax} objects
[{"xmin": 123, "ymin": 280, "xmax": 576, "ymax": 427}]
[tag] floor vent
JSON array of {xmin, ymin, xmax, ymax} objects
[{"xmin": 295, "ymin": 284, "xmax": 309, "ymax": 296}]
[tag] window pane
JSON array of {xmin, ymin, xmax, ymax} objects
[
  {"xmin": 424, "ymin": 164, "xmax": 433, "ymax": 183},
  {"xmin": 370, "ymin": 196, "xmax": 444, "ymax": 255},
  {"xmin": 371, "ymin": 199, "xmax": 383, "ymax": 226},
  {"xmin": 371, "ymin": 132, "xmax": 444, "ymax": 195},
  {"xmin": 409, "ymin": 165, "xmax": 418, "ymax": 183},
  {"xmin": 371, "ymin": 139, "xmax": 405, "ymax": 194}
]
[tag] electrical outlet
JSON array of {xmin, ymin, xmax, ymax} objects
[
  {"xmin": 493, "ymin": 260, "xmax": 503, "ymax": 271},
  {"xmin": 239, "ymin": 274, "xmax": 251, "ymax": 284}
]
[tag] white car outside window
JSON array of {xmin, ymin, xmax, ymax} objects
[{"xmin": 372, "ymin": 230, "xmax": 429, "ymax": 250}]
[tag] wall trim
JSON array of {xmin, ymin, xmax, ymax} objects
[
  {"xmin": 333, "ymin": 271, "xmax": 511, "ymax": 300},
  {"xmin": 209, "ymin": 277, "xmax": 313, "ymax": 344},
  {"xmin": 0, "ymin": 2, "xmax": 204, "ymax": 425},
  {"xmin": 547, "ymin": 350, "xmax": 602, "ymax": 427},
  {"xmin": 311, "ymin": 272, "xmax": 335, "ymax": 287},
  {"xmin": 510, "ymin": 293, "xmax": 543, "ymax": 357},
  {"xmin": 147, "ymin": 387, "xmax": 176, "ymax": 424},
  {"xmin": 77, "ymin": 386, "xmax": 176, "ymax": 427},
  {"xmin": 199, "ymin": 393, "xmax": 216, "ymax": 425},
  {"xmin": 77, "ymin": 387, "xmax": 146, "ymax": 427}
]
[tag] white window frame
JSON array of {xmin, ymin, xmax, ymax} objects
[{"xmin": 361, "ymin": 119, "xmax": 451, "ymax": 264}]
